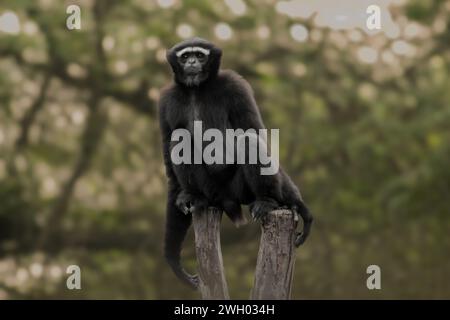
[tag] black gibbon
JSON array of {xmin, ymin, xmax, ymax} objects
[{"xmin": 158, "ymin": 38, "xmax": 312, "ymax": 289}]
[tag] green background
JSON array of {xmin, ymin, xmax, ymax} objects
[{"xmin": 0, "ymin": 0, "xmax": 449, "ymax": 299}]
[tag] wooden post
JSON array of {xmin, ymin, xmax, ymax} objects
[
  {"xmin": 251, "ymin": 209, "xmax": 297, "ymax": 300},
  {"xmin": 192, "ymin": 207, "xmax": 230, "ymax": 300}
]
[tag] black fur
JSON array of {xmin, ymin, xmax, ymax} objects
[{"xmin": 159, "ymin": 38, "xmax": 312, "ymax": 289}]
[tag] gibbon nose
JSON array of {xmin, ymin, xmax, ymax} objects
[{"xmin": 187, "ymin": 58, "xmax": 197, "ymax": 65}]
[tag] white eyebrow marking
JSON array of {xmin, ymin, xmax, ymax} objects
[{"xmin": 176, "ymin": 46, "xmax": 210, "ymax": 57}]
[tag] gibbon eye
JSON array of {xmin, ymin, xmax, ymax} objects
[
  {"xmin": 195, "ymin": 52, "xmax": 205, "ymax": 59},
  {"xmin": 181, "ymin": 53, "xmax": 189, "ymax": 60}
]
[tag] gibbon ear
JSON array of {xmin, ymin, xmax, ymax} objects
[
  {"xmin": 166, "ymin": 48, "xmax": 180, "ymax": 75},
  {"xmin": 207, "ymin": 46, "xmax": 222, "ymax": 78}
]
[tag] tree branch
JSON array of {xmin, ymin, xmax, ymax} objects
[
  {"xmin": 192, "ymin": 208, "xmax": 230, "ymax": 299},
  {"xmin": 251, "ymin": 210, "xmax": 297, "ymax": 300},
  {"xmin": 38, "ymin": 93, "xmax": 107, "ymax": 248},
  {"xmin": 15, "ymin": 73, "xmax": 51, "ymax": 149}
]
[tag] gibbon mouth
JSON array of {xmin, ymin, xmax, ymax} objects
[{"xmin": 184, "ymin": 66, "xmax": 201, "ymax": 74}]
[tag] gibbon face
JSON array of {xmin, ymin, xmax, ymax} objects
[{"xmin": 166, "ymin": 38, "xmax": 222, "ymax": 87}]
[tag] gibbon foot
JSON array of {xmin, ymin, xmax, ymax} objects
[
  {"xmin": 176, "ymin": 191, "xmax": 208, "ymax": 215},
  {"xmin": 295, "ymin": 232, "xmax": 307, "ymax": 247},
  {"xmin": 292, "ymin": 202, "xmax": 313, "ymax": 247},
  {"xmin": 186, "ymin": 273, "xmax": 200, "ymax": 290},
  {"xmin": 250, "ymin": 198, "xmax": 279, "ymax": 221}
]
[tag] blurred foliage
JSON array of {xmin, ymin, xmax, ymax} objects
[{"xmin": 0, "ymin": 0, "xmax": 449, "ymax": 299}]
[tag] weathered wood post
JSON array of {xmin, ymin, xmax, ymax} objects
[
  {"xmin": 192, "ymin": 207, "xmax": 230, "ymax": 299},
  {"xmin": 251, "ymin": 209, "xmax": 297, "ymax": 300}
]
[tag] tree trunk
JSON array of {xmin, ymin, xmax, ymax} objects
[
  {"xmin": 251, "ymin": 209, "xmax": 297, "ymax": 300},
  {"xmin": 192, "ymin": 208, "xmax": 230, "ymax": 300}
]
